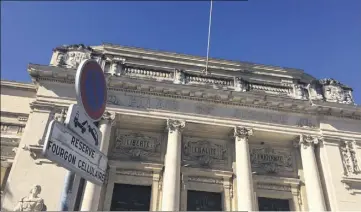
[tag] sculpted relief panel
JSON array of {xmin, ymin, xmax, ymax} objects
[
  {"xmin": 182, "ymin": 137, "xmax": 230, "ymax": 169},
  {"xmin": 250, "ymin": 145, "xmax": 295, "ymax": 176},
  {"xmin": 110, "ymin": 129, "xmax": 163, "ymax": 162}
]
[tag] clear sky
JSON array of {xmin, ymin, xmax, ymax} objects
[{"xmin": 1, "ymin": 1, "xmax": 360, "ymax": 103}]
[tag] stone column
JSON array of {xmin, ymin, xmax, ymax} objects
[
  {"xmin": 295, "ymin": 134, "xmax": 326, "ymax": 211},
  {"xmin": 234, "ymin": 127, "xmax": 255, "ymax": 211},
  {"xmin": 161, "ymin": 119, "xmax": 185, "ymax": 211},
  {"xmin": 80, "ymin": 111, "xmax": 115, "ymax": 211}
]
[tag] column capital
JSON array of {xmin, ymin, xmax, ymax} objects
[
  {"xmin": 100, "ymin": 111, "xmax": 116, "ymax": 126},
  {"xmin": 294, "ymin": 134, "xmax": 322, "ymax": 149},
  {"xmin": 167, "ymin": 119, "xmax": 185, "ymax": 133},
  {"xmin": 234, "ymin": 127, "xmax": 253, "ymax": 139}
]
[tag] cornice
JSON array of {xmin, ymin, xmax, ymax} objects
[
  {"xmin": 27, "ymin": 64, "xmax": 361, "ymax": 121},
  {"xmin": 1, "ymin": 80, "xmax": 36, "ymax": 91},
  {"xmin": 99, "ymin": 43, "xmax": 307, "ymax": 77}
]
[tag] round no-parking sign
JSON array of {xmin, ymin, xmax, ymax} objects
[{"xmin": 75, "ymin": 59, "xmax": 107, "ymax": 121}]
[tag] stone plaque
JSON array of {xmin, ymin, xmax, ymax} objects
[
  {"xmin": 111, "ymin": 129, "xmax": 162, "ymax": 162},
  {"xmin": 183, "ymin": 138, "xmax": 228, "ymax": 168},
  {"xmin": 250, "ymin": 146, "xmax": 293, "ymax": 174}
]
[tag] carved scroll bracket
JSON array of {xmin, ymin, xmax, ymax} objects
[
  {"xmin": 22, "ymin": 144, "xmax": 56, "ymax": 165},
  {"xmin": 341, "ymin": 177, "xmax": 361, "ymax": 195}
]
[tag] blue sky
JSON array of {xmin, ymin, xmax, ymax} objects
[{"xmin": 1, "ymin": 1, "xmax": 360, "ymax": 103}]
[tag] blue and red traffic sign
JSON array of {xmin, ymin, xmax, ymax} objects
[{"xmin": 75, "ymin": 59, "xmax": 107, "ymax": 121}]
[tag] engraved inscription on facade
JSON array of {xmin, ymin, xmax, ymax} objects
[
  {"xmin": 188, "ymin": 176, "xmax": 223, "ymax": 185},
  {"xmin": 111, "ymin": 130, "xmax": 161, "ymax": 161},
  {"xmin": 195, "ymin": 103, "xmax": 215, "ymax": 115},
  {"xmin": 107, "ymin": 92, "xmax": 318, "ymax": 128},
  {"xmin": 233, "ymin": 109, "xmax": 288, "ymax": 125},
  {"xmin": 183, "ymin": 139, "xmax": 228, "ymax": 168},
  {"xmin": 250, "ymin": 146, "xmax": 293, "ymax": 174}
]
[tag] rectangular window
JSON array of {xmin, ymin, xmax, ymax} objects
[
  {"xmin": 187, "ymin": 190, "xmax": 222, "ymax": 211},
  {"xmin": 110, "ymin": 183, "xmax": 151, "ymax": 211},
  {"xmin": 258, "ymin": 197, "xmax": 290, "ymax": 211}
]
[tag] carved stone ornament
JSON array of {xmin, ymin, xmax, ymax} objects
[
  {"xmin": 234, "ymin": 77, "xmax": 247, "ymax": 92},
  {"xmin": 319, "ymin": 78, "xmax": 354, "ymax": 104},
  {"xmin": 101, "ymin": 111, "xmax": 116, "ymax": 125},
  {"xmin": 183, "ymin": 139, "xmax": 227, "ymax": 167},
  {"xmin": 292, "ymin": 84, "xmax": 307, "ymax": 100},
  {"xmin": 307, "ymin": 80, "xmax": 324, "ymax": 101},
  {"xmin": 250, "ymin": 146, "xmax": 293, "ymax": 174},
  {"xmin": 13, "ymin": 185, "xmax": 46, "ymax": 211},
  {"xmin": 167, "ymin": 119, "xmax": 185, "ymax": 133},
  {"xmin": 296, "ymin": 134, "xmax": 321, "ymax": 149},
  {"xmin": 173, "ymin": 69, "xmax": 185, "ymax": 84},
  {"xmin": 53, "ymin": 44, "xmax": 93, "ymax": 69},
  {"xmin": 112, "ymin": 130, "xmax": 161, "ymax": 160},
  {"xmin": 234, "ymin": 127, "xmax": 253, "ymax": 139},
  {"xmin": 340, "ymin": 140, "xmax": 360, "ymax": 176}
]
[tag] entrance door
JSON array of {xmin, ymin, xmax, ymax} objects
[
  {"xmin": 187, "ymin": 190, "xmax": 222, "ymax": 211},
  {"xmin": 110, "ymin": 183, "xmax": 151, "ymax": 211},
  {"xmin": 258, "ymin": 197, "xmax": 290, "ymax": 211}
]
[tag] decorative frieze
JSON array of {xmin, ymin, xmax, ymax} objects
[
  {"xmin": 182, "ymin": 138, "xmax": 228, "ymax": 168},
  {"xmin": 250, "ymin": 146, "xmax": 293, "ymax": 174},
  {"xmin": 111, "ymin": 130, "xmax": 162, "ymax": 161},
  {"xmin": 340, "ymin": 140, "xmax": 360, "ymax": 176}
]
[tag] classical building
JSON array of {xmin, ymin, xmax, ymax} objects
[{"xmin": 1, "ymin": 43, "xmax": 361, "ymax": 211}]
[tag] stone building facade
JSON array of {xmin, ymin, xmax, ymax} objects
[{"xmin": 1, "ymin": 43, "xmax": 361, "ymax": 211}]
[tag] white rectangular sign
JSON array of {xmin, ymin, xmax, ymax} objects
[
  {"xmin": 64, "ymin": 104, "xmax": 102, "ymax": 148},
  {"xmin": 42, "ymin": 120, "xmax": 107, "ymax": 185}
]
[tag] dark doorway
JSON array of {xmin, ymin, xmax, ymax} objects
[
  {"xmin": 110, "ymin": 183, "xmax": 151, "ymax": 211},
  {"xmin": 187, "ymin": 190, "xmax": 222, "ymax": 211},
  {"xmin": 258, "ymin": 197, "xmax": 290, "ymax": 211}
]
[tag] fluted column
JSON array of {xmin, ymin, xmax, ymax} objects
[
  {"xmin": 161, "ymin": 119, "xmax": 185, "ymax": 211},
  {"xmin": 80, "ymin": 111, "xmax": 115, "ymax": 211},
  {"xmin": 234, "ymin": 127, "xmax": 255, "ymax": 211},
  {"xmin": 295, "ymin": 134, "xmax": 326, "ymax": 211}
]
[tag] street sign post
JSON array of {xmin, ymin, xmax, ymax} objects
[
  {"xmin": 41, "ymin": 59, "xmax": 109, "ymax": 211},
  {"xmin": 64, "ymin": 104, "xmax": 102, "ymax": 148},
  {"xmin": 42, "ymin": 120, "xmax": 107, "ymax": 185},
  {"xmin": 75, "ymin": 59, "xmax": 108, "ymax": 121}
]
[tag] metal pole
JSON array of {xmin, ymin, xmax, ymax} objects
[
  {"xmin": 58, "ymin": 108, "xmax": 76, "ymax": 211},
  {"xmin": 59, "ymin": 171, "xmax": 75, "ymax": 211}
]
